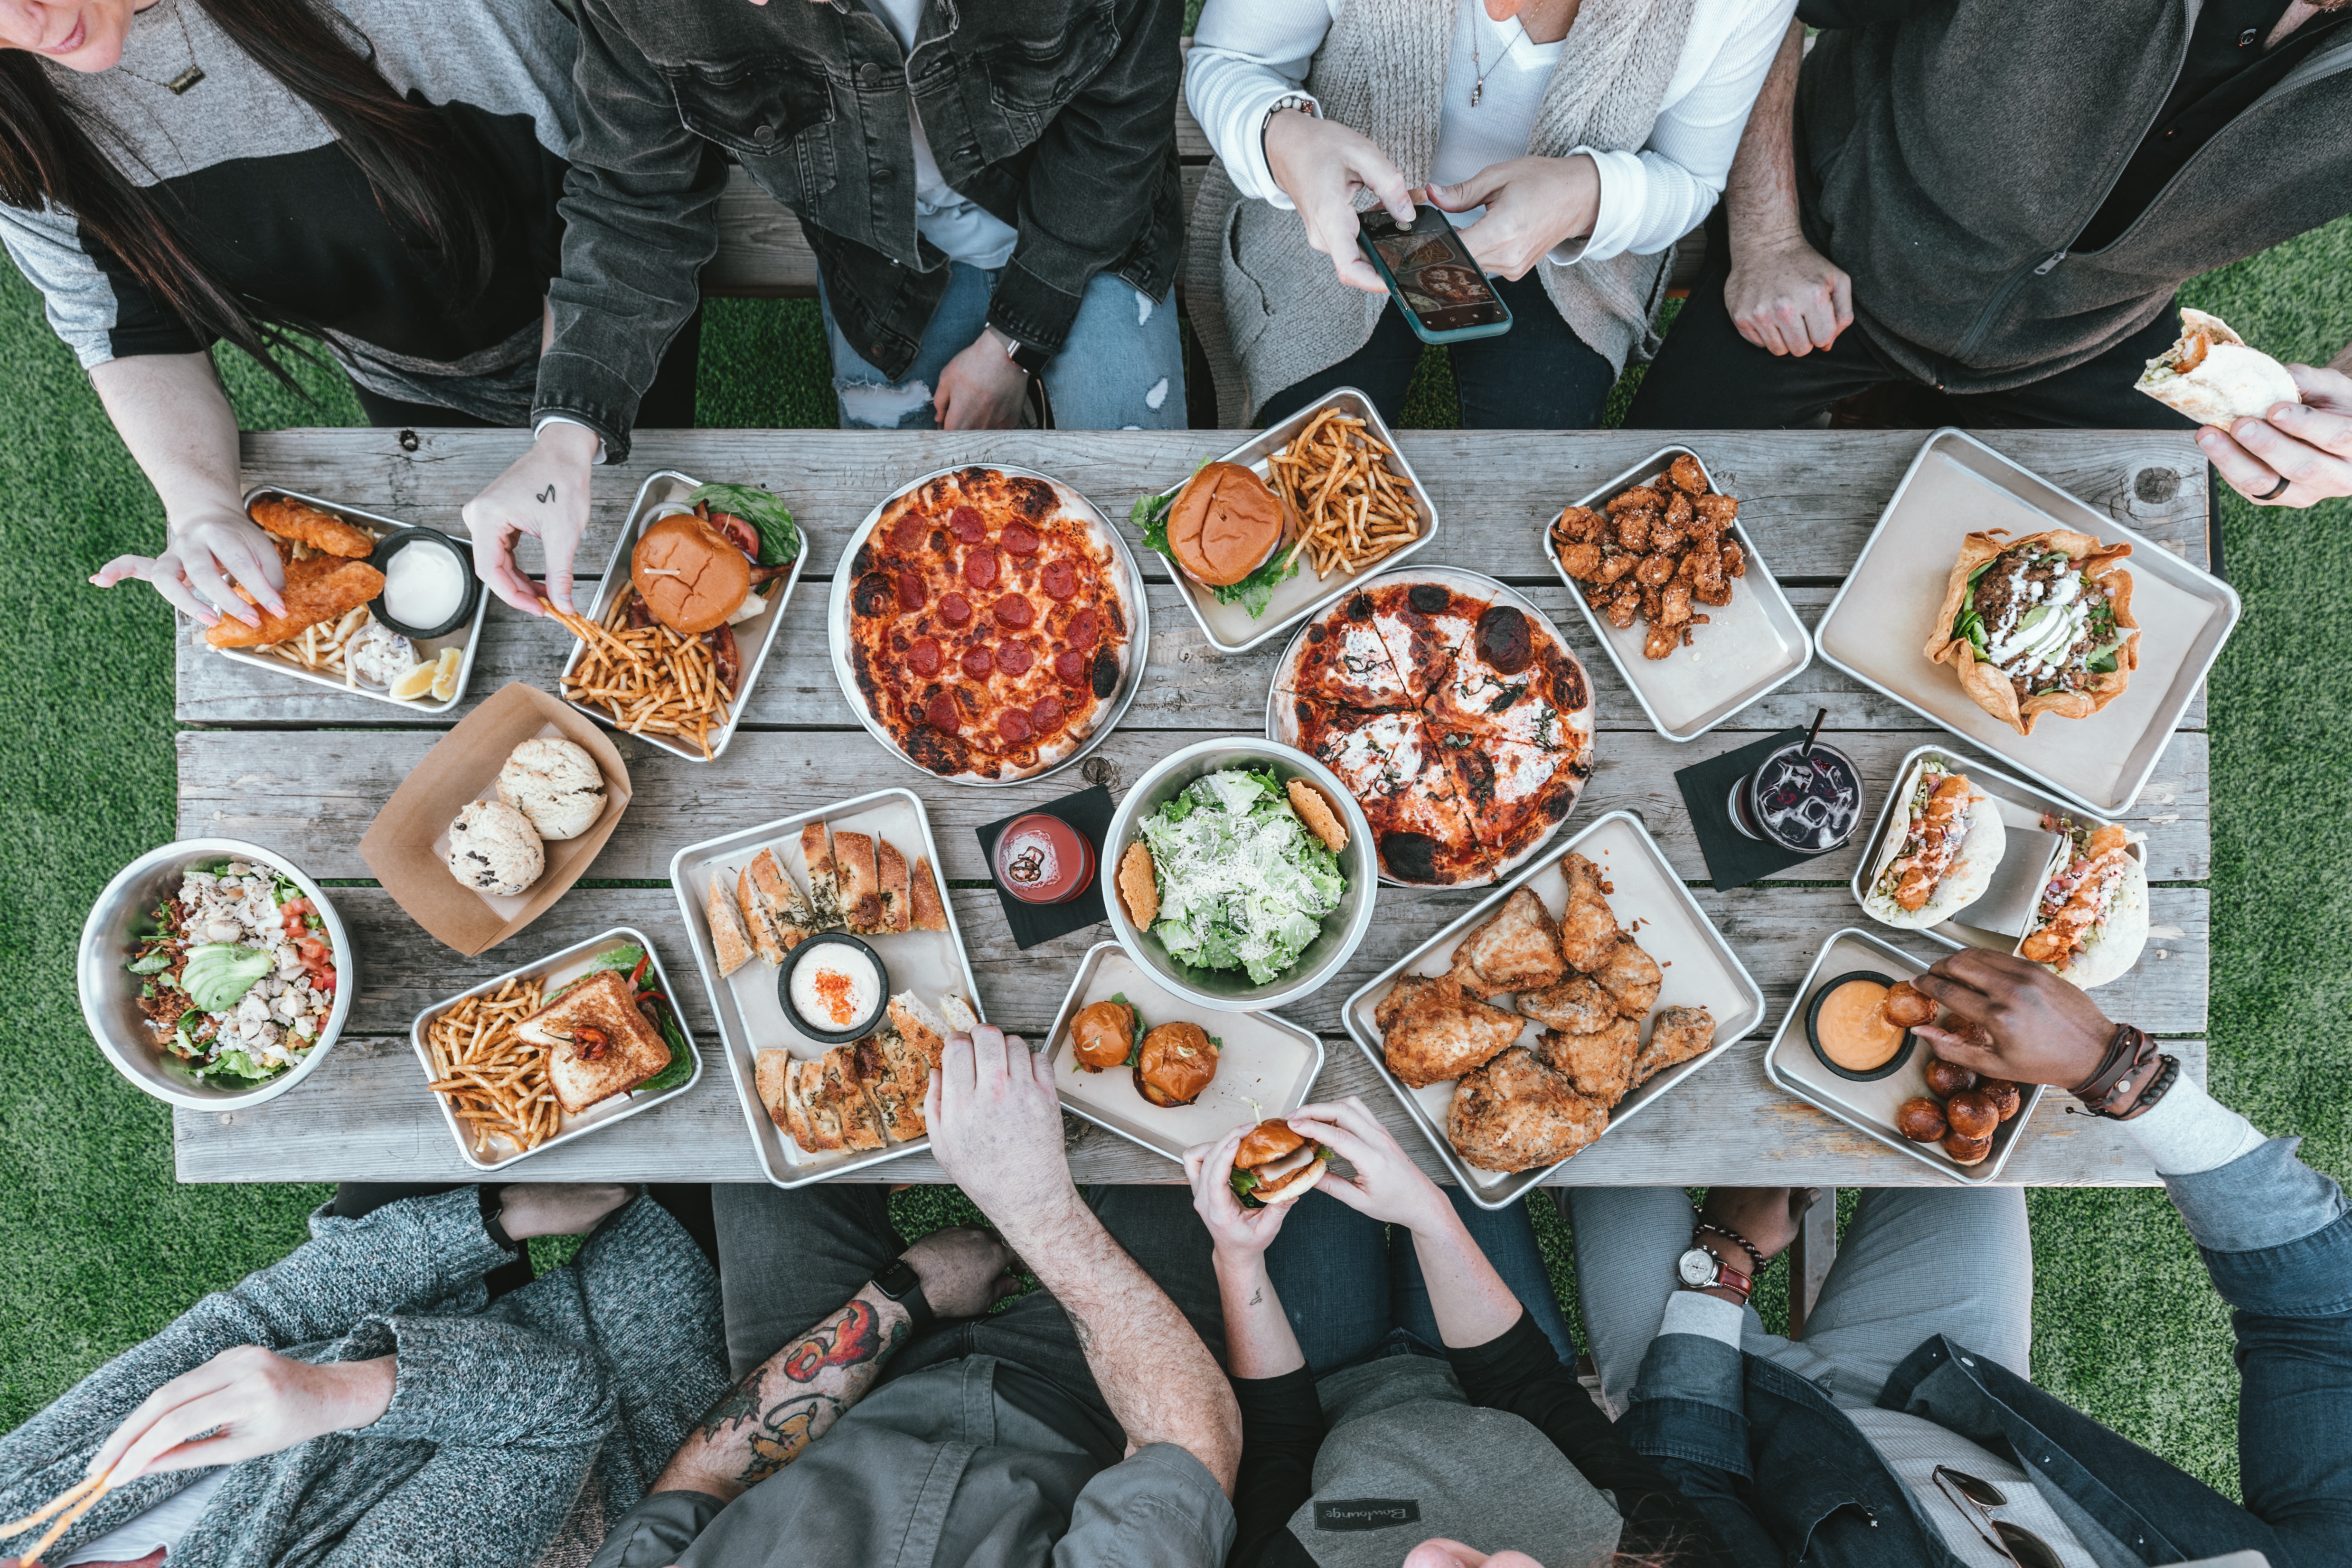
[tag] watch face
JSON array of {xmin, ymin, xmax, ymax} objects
[{"xmin": 1676, "ymin": 1247, "xmax": 1717, "ymax": 1287}]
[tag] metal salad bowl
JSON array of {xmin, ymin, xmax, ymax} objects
[
  {"xmin": 1100, "ymin": 738, "xmax": 1378, "ymax": 1013},
  {"xmin": 77, "ymin": 838, "xmax": 354, "ymax": 1111}
]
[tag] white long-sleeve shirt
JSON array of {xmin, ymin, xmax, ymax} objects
[{"xmin": 1188, "ymin": 0, "xmax": 1792, "ymax": 265}]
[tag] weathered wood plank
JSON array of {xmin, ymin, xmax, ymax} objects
[
  {"xmin": 178, "ymin": 726, "xmax": 2211, "ymax": 885},
  {"xmin": 171, "ymin": 1030, "xmax": 2204, "ymax": 1187}
]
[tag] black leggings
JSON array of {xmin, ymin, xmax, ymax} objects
[
  {"xmin": 330, "ymin": 1183, "xmax": 720, "ymax": 1299},
  {"xmin": 346, "ymin": 303, "xmax": 705, "ymax": 432}
]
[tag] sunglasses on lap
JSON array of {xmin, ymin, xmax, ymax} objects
[{"xmin": 1931, "ymin": 1466, "xmax": 2066, "ymax": 1568}]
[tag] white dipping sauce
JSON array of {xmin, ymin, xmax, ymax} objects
[
  {"xmin": 385, "ymin": 540, "xmax": 467, "ymax": 628},
  {"xmin": 791, "ymin": 947, "xmax": 881, "ymax": 1031}
]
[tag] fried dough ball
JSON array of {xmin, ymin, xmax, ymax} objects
[
  {"xmin": 1923, "ymin": 1057, "xmax": 1977, "ymax": 1099},
  {"xmin": 1882, "ymin": 980, "xmax": 1936, "ymax": 1029},
  {"xmin": 1665, "ymin": 453, "xmax": 1707, "ymax": 494},
  {"xmin": 1895, "ymin": 1096, "xmax": 1948, "ymax": 1143},
  {"xmin": 1946, "ymin": 1089, "xmax": 2000, "ymax": 1141},
  {"xmin": 1943, "ymin": 1132, "xmax": 1994, "ymax": 1167},
  {"xmin": 1979, "ymin": 1078, "xmax": 2024, "ymax": 1122}
]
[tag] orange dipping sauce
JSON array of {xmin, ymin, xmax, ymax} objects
[{"xmin": 1816, "ymin": 979, "xmax": 1905, "ymax": 1072}]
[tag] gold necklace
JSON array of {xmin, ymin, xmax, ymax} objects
[{"xmin": 117, "ymin": 2, "xmax": 207, "ymax": 95}]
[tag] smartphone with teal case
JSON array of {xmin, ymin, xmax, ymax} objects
[{"xmin": 1357, "ymin": 204, "xmax": 1513, "ymax": 345}]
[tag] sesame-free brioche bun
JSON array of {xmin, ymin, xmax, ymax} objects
[
  {"xmin": 1168, "ymin": 462, "xmax": 1292, "ymax": 588},
  {"xmin": 632, "ymin": 513, "xmax": 751, "ymax": 633}
]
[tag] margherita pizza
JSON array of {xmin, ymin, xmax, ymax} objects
[
  {"xmin": 844, "ymin": 467, "xmax": 1139, "ymax": 783},
  {"xmin": 1274, "ymin": 573, "xmax": 1594, "ymax": 884}
]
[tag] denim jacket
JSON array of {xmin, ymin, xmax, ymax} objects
[
  {"xmin": 1624, "ymin": 1137, "xmax": 2352, "ymax": 1568},
  {"xmin": 537, "ymin": 0, "xmax": 1186, "ymax": 459}
]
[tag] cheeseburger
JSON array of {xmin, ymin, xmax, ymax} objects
[
  {"xmin": 631, "ymin": 513, "xmax": 752, "ymax": 633},
  {"xmin": 1229, "ymin": 1120, "xmax": 1331, "ymax": 1207},
  {"xmin": 1167, "ymin": 461, "xmax": 1292, "ymax": 588}
]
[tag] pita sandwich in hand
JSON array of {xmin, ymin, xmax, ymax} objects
[{"xmin": 2135, "ymin": 308, "xmax": 2302, "ymax": 428}]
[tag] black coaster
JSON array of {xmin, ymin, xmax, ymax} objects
[
  {"xmin": 976, "ymin": 784, "xmax": 1113, "ymax": 950},
  {"xmin": 1674, "ymin": 727, "xmax": 1835, "ymax": 891}
]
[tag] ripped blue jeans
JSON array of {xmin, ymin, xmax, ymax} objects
[{"xmin": 818, "ymin": 262, "xmax": 1187, "ymax": 431}]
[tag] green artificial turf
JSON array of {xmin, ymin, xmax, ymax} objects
[{"xmin": 5, "ymin": 209, "xmax": 2347, "ymax": 1508}]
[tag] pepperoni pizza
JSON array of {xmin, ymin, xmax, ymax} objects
[{"xmin": 844, "ymin": 467, "xmax": 1139, "ymax": 783}]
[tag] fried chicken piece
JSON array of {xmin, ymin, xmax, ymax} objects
[
  {"xmin": 1665, "ymin": 453, "xmax": 1708, "ymax": 495},
  {"xmin": 1557, "ymin": 854, "xmax": 1621, "ymax": 972},
  {"xmin": 248, "ymin": 495, "xmax": 376, "ymax": 558},
  {"xmin": 1595, "ymin": 550, "xmax": 1639, "ymax": 585},
  {"xmin": 1378, "ymin": 974, "xmax": 1528, "ymax": 1089},
  {"xmin": 1554, "ymin": 505, "xmax": 1605, "ymax": 545},
  {"xmin": 1629, "ymin": 1005, "xmax": 1717, "ymax": 1090},
  {"xmin": 1613, "ymin": 508, "xmax": 1652, "ymax": 553},
  {"xmin": 1447, "ymin": 1048, "xmax": 1609, "ymax": 1172},
  {"xmin": 1517, "ymin": 974, "xmax": 1620, "ymax": 1035},
  {"xmin": 1659, "ymin": 582, "xmax": 1693, "ymax": 628},
  {"xmin": 1534, "ymin": 1018, "xmax": 1641, "ymax": 1107},
  {"xmin": 1590, "ymin": 939, "xmax": 1662, "ymax": 1017},
  {"xmin": 1606, "ymin": 485, "xmax": 1667, "ymax": 515},
  {"xmin": 1605, "ymin": 585, "xmax": 1641, "ymax": 630},
  {"xmin": 1694, "ymin": 492, "xmax": 1739, "ymax": 533},
  {"xmin": 1448, "ymin": 887, "xmax": 1567, "ymax": 995},
  {"xmin": 205, "ymin": 554, "xmax": 386, "ymax": 648},
  {"xmin": 1640, "ymin": 583, "xmax": 1665, "ymax": 624},
  {"xmin": 1636, "ymin": 551, "xmax": 1679, "ymax": 588},
  {"xmin": 1722, "ymin": 539, "xmax": 1747, "ymax": 577},
  {"xmin": 1559, "ymin": 541, "xmax": 1604, "ymax": 581}
]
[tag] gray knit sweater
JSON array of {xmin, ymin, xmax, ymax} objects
[{"xmin": 0, "ymin": 1189, "xmax": 727, "ymax": 1568}]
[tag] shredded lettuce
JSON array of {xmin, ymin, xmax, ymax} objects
[{"xmin": 126, "ymin": 952, "xmax": 170, "ymax": 975}]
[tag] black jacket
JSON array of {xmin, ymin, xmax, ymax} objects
[{"xmin": 537, "ymin": 0, "xmax": 1186, "ymax": 458}]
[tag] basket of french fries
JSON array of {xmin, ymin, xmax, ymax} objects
[{"xmin": 554, "ymin": 601, "xmax": 733, "ymax": 761}]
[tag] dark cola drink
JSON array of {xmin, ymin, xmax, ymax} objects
[{"xmin": 1730, "ymin": 742, "xmax": 1863, "ymax": 853}]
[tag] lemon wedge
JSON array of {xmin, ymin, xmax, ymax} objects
[
  {"xmin": 389, "ymin": 661, "xmax": 440, "ymax": 702},
  {"xmin": 428, "ymin": 645, "xmax": 463, "ymax": 702}
]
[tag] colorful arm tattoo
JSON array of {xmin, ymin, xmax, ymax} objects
[{"xmin": 679, "ymin": 1289, "xmax": 911, "ymax": 1493}]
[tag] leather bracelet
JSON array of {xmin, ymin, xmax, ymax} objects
[
  {"xmin": 2072, "ymin": 1023, "xmax": 2156, "ymax": 1113},
  {"xmin": 1694, "ymin": 1221, "xmax": 1768, "ymax": 1277},
  {"xmin": 2112, "ymin": 1053, "xmax": 2181, "ymax": 1122}
]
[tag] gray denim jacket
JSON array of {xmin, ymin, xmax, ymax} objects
[{"xmin": 538, "ymin": 0, "xmax": 1187, "ymax": 459}]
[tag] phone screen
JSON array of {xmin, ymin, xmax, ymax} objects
[{"xmin": 1360, "ymin": 206, "xmax": 1509, "ymax": 333}]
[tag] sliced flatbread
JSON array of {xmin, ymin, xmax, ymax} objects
[
  {"xmin": 707, "ymin": 872, "xmax": 754, "ymax": 977},
  {"xmin": 834, "ymin": 830, "xmax": 884, "ymax": 934},
  {"xmin": 801, "ymin": 823, "xmax": 843, "ymax": 929},
  {"xmin": 909, "ymin": 854, "xmax": 949, "ymax": 931},
  {"xmin": 877, "ymin": 838, "xmax": 912, "ymax": 933}
]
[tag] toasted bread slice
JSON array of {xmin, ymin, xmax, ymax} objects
[
  {"xmin": 887, "ymin": 991, "xmax": 953, "ymax": 1070},
  {"xmin": 520, "ymin": 968, "xmax": 671, "ymax": 1116},
  {"xmin": 755, "ymin": 846, "xmax": 820, "ymax": 927},
  {"xmin": 909, "ymin": 855, "xmax": 949, "ymax": 931},
  {"xmin": 801, "ymin": 823, "xmax": 843, "ymax": 929},
  {"xmin": 856, "ymin": 1029, "xmax": 931, "ymax": 1142},
  {"xmin": 707, "ymin": 873, "xmax": 755, "ymax": 977},
  {"xmin": 941, "ymin": 994, "xmax": 980, "ymax": 1035},
  {"xmin": 834, "ymin": 830, "xmax": 883, "ymax": 934},
  {"xmin": 877, "ymin": 838, "xmax": 912, "ymax": 933},
  {"xmin": 754, "ymin": 1048, "xmax": 802, "ymax": 1140},
  {"xmin": 784, "ymin": 1055, "xmax": 844, "ymax": 1151},
  {"xmin": 819, "ymin": 1043, "xmax": 887, "ymax": 1150}
]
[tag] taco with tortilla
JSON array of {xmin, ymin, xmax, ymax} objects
[
  {"xmin": 1862, "ymin": 756, "xmax": 2007, "ymax": 928},
  {"xmin": 2135, "ymin": 308, "xmax": 2303, "ymax": 429},
  {"xmin": 2017, "ymin": 822, "xmax": 2147, "ymax": 989},
  {"xmin": 1924, "ymin": 528, "xmax": 2137, "ymax": 736}
]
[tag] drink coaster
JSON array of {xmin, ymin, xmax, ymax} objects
[
  {"xmin": 1675, "ymin": 728, "xmax": 1833, "ymax": 890},
  {"xmin": 977, "ymin": 785, "xmax": 1112, "ymax": 950}
]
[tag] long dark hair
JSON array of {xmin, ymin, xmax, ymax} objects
[{"xmin": 0, "ymin": 0, "xmax": 495, "ymax": 385}]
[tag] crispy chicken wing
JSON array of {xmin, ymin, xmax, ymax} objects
[
  {"xmin": 1447, "ymin": 1048, "xmax": 1609, "ymax": 1172},
  {"xmin": 1378, "ymin": 974, "xmax": 1527, "ymax": 1089},
  {"xmin": 1557, "ymin": 853, "xmax": 1621, "ymax": 972},
  {"xmin": 1448, "ymin": 887, "xmax": 1567, "ymax": 994},
  {"xmin": 1534, "ymin": 1018, "xmax": 1640, "ymax": 1106},
  {"xmin": 1629, "ymin": 1005, "xmax": 1717, "ymax": 1090},
  {"xmin": 1590, "ymin": 938, "xmax": 1663, "ymax": 1017},
  {"xmin": 1516, "ymin": 974, "xmax": 1619, "ymax": 1035}
]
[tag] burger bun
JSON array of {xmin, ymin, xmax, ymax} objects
[
  {"xmin": 632, "ymin": 513, "xmax": 752, "ymax": 633},
  {"xmin": 1168, "ymin": 462, "xmax": 1291, "ymax": 588}
]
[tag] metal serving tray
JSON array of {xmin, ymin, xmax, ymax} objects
[
  {"xmin": 408, "ymin": 924, "xmax": 704, "ymax": 1173},
  {"xmin": 825, "ymin": 464, "xmax": 1149, "ymax": 786},
  {"xmin": 1542, "ymin": 447, "xmax": 1812, "ymax": 743},
  {"xmin": 556, "ymin": 469, "xmax": 809, "ymax": 763},
  {"xmin": 668, "ymin": 788, "xmax": 985, "ymax": 1187},
  {"xmin": 1850, "ymin": 742, "xmax": 2146, "ymax": 957},
  {"xmin": 1342, "ymin": 810, "xmax": 1765, "ymax": 1209},
  {"xmin": 1815, "ymin": 429, "xmax": 2238, "ymax": 817},
  {"xmin": 1134, "ymin": 387, "xmax": 1440, "ymax": 655},
  {"xmin": 218, "ymin": 486, "xmax": 489, "ymax": 715},
  {"xmin": 1764, "ymin": 927, "xmax": 2045, "ymax": 1184},
  {"xmin": 1044, "ymin": 941, "xmax": 1326, "ymax": 1167}
]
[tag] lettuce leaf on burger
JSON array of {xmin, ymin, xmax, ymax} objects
[
  {"xmin": 1132, "ymin": 460, "xmax": 1300, "ymax": 618},
  {"xmin": 1229, "ymin": 1118, "xmax": 1331, "ymax": 1208}
]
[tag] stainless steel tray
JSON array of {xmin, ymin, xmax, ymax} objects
[
  {"xmin": 1815, "ymin": 429, "xmax": 2238, "ymax": 817},
  {"xmin": 1134, "ymin": 388, "xmax": 1440, "ymax": 654},
  {"xmin": 1850, "ymin": 742, "xmax": 2146, "ymax": 958},
  {"xmin": 1763, "ymin": 927, "xmax": 2045, "ymax": 1183},
  {"xmin": 1542, "ymin": 447, "xmax": 1812, "ymax": 743},
  {"xmin": 408, "ymin": 924, "xmax": 704, "ymax": 1172},
  {"xmin": 216, "ymin": 486, "xmax": 488, "ymax": 714},
  {"xmin": 1342, "ymin": 810, "xmax": 1766, "ymax": 1209},
  {"xmin": 668, "ymin": 788, "xmax": 984, "ymax": 1187},
  {"xmin": 825, "ymin": 464, "xmax": 1149, "ymax": 786},
  {"xmin": 556, "ymin": 468, "xmax": 809, "ymax": 763},
  {"xmin": 1043, "ymin": 941, "xmax": 1326, "ymax": 1167}
]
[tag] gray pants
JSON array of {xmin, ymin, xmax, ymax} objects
[{"xmin": 1565, "ymin": 1186, "xmax": 2035, "ymax": 1415}]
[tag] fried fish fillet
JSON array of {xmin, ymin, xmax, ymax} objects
[
  {"xmin": 1447, "ymin": 1047, "xmax": 1609, "ymax": 1172},
  {"xmin": 1534, "ymin": 1018, "xmax": 1641, "ymax": 1107},
  {"xmin": 1377, "ymin": 973, "xmax": 1527, "ymax": 1089},
  {"xmin": 1448, "ymin": 888, "xmax": 1566, "ymax": 995},
  {"xmin": 1629, "ymin": 1005, "xmax": 1717, "ymax": 1091},
  {"xmin": 248, "ymin": 495, "xmax": 377, "ymax": 558},
  {"xmin": 1590, "ymin": 939, "xmax": 1663, "ymax": 1019},
  {"xmin": 1516, "ymin": 975, "xmax": 1619, "ymax": 1035},
  {"xmin": 1557, "ymin": 854, "xmax": 1621, "ymax": 973},
  {"xmin": 204, "ymin": 554, "xmax": 385, "ymax": 648}
]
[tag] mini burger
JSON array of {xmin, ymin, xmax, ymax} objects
[
  {"xmin": 628, "ymin": 482, "xmax": 803, "ymax": 635},
  {"xmin": 1134, "ymin": 1020, "xmax": 1219, "ymax": 1108},
  {"xmin": 1164, "ymin": 462, "xmax": 1294, "ymax": 589},
  {"xmin": 1861, "ymin": 757, "xmax": 2006, "ymax": 928},
  {"xmin": 1069, "ymin": 997, "xmax": 1139, "ymax": 1071},
  {"xmin": 1229, "ymin": 1119, "xmax": 1331, "ymax": 1207}
]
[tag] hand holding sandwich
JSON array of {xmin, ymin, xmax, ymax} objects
[
  {"xmin": 2198, "ymin": 363, "xmax": 2352, "ymax": 508},
  {"xmin": 1286, "ymin": 1098, "xmax": 1451, "ymax": 1233}
]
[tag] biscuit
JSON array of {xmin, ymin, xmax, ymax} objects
[
  {"xmin": 1285, "ymin": 778, "xmax": 1348, "ymax": 853},
  {"xmin": 1118, "ymin": 841, "xmax": 1159, "ymax": 928}
]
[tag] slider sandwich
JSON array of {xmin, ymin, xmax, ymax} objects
[
  {"xmin": 1861, "ymin": 758, "xmax": 2006, "ymax": 928},
  {"xmin": 1229, "ymin": 1119, "xmax": 1331, "ymax": 1208}
]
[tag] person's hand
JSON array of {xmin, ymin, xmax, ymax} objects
[
  {"xmin": 84, "ymin": 1347, "xmax": 395, "ymax": 1484},
  {"xmin": 898, "ymin": 1225, "xmax": 1022, "ymax": 1317},
  {"xmin": 2197, "ymin": 364, "xmax": 2352, "ymax": 507},
  {"xmin": 1404, "ymin": 1543, "xmax": 1543, "ymax": 1568},
  {"xmin": 1282, "ymin": 1097, "xmax": 1449, "ymax": 1232},
  {"xmin": 1262, "ymin": 108, "xmax": 1416, "ymax": 294},
  {"xmin": 495, "ymin": 1183, "xmax": 631, "ymax": 1240},
  {"xmin": 1725, "ymin": 231, "xmax": 1853, "ymax": 357},
  {"xmin": 460, "ymin": 422, "xmax": 598, "ymax": 616},
  {"xmin": 933, "ymin": 329, "xmax": 1030, "ymax": 431},
  {"xmin": 1910, "ymin": 948, "xmax": 2116, "ymax": 1089},
  {"xmin": 1429, "ymin": 155, "xmax": 1600, "ymax": 282},
  {"xmin": 90, "ymin": 507, "xmax": 285, "ymax": 629},
  {"xmin": 1695, "ymin": 1186, "xmax": 1820, "ymax": 1267},
  {"xmin": 924, "ymin": 1025, "xmax": 1076, "ymax": 1235},
  {"xmin": 1184, "ymin": 1122, "xmax": 1293, "ymax": 1264}
]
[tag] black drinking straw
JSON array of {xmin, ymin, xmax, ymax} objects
[{"xmin": 1800, "ymin": 706, "xmax": 1828, "ymax": 761}]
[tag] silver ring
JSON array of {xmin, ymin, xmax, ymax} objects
[{"xmin": 2255, "ymin": 474, "xmax": 2292, "ymax": 501}]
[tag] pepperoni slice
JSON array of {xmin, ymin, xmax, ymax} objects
[
  {"xmin": 939, "ymin": 592, "xmax": 973, "ymax": 627},
  {"xmin": 948, "ymin": 506, "xmax": 988, "ymax": 544},
  {"xmin": 1002, "ymin": 521, "xmax": 1041, "ymax": 555},
  {"xmin": 960, "ymin": 646, "xmax": 995, "ymax": 679},
  {"xmin": 963, "ymin": 550, "xmax": 999, "ymax": 590},
  {"xmin": 1041, "ymin": 557, "xmax": 1079, "ymax": 601},
  {"xmin": 1031, "ymin": 695, "xmax": 1065, "ymax": 733},
  {"xmin": 895, "ymin": 570, "xmax": 927, "ymax": 612},
  {"xmin": 993, "ymin": 593, "xmax": 1035, "ymax": 629},
  {"xmin": 1054, "ymin": 648, "xmax": 1089, "ymax": 684},
  {"xmin": 1068, "ymin": 607, "xmax": 1100, "ymax": 647},
  {"xmin": 997, "ymin": 709, "xmax": 1034, "ymax": 744},
  {"xmin": 925, "ymin": 694, "xmax": 960, "ymax": 732},
  {"xmin": 908, "ymin": 638, "xmax": 943, "ymax": 676},
  {"xmin": 995, "ymin": 643, "xmax": 1034, "ymax": 676},
  {"xmin": 890, "ymin": 514, "xmax": 928, "ymax": 554}
]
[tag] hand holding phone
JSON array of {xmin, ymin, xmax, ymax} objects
[
  {"xmin": 1428, "ymin": 154, "xmax": 1602, "ymax": 282},
  {"xmin": 1262, "ymin": 108, "xmax": 1417, "ymax": 295},
  {"xmin": 1356, "ymin": 205, "xmax": 1514, "ymax": 345}
]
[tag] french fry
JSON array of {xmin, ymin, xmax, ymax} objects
[{"xmin": 1268, "ymin": 410, "xmax": 1421, "ymax": 580}]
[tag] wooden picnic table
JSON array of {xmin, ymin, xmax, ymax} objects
[{"xmin": 171, "ymin": 427, "xmax": 2212, "ymax": 1190}]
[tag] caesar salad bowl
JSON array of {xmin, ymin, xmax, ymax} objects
[
  {"xmin": 79, "ymin": 838, "xmax": 354, "ymax": 1111},
  {"xmin": 1101, "ymin": 738, "xmax": 1377, "ymax": 1013}
]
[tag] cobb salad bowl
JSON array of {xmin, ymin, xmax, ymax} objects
[
  {"xmin": 1102, "ymin": 738, "xmax": 1377, "ymax": 1013},
  {"xmin": 78, "ymin": 838, "xmax": 354, "ymax": 1111}
]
